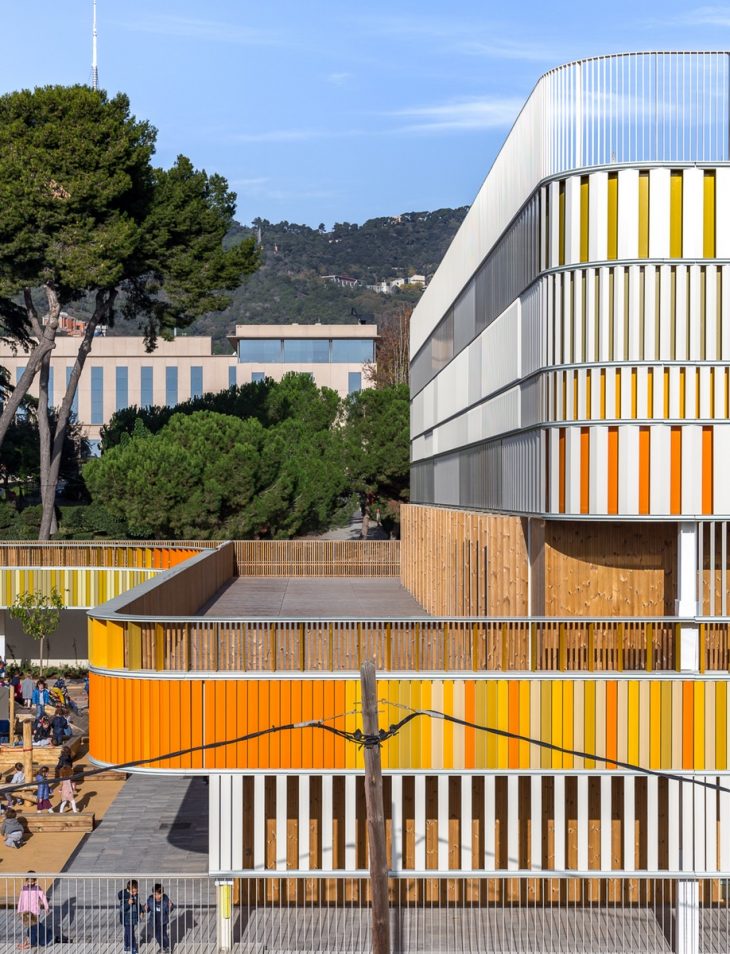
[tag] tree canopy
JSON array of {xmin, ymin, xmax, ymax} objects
[
  {"xmin": 0, "ymin": 84, "xmax": 259, "ymax": 538},
  {"xmin": 82, "ymin": 375, "xmax": 410, "ymax": 540}
]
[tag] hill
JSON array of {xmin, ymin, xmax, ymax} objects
[{"xmin": 108, "ymin": 207, "xmax": 468, "ymax": 350}]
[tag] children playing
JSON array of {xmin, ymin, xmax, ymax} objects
[
  {"xmin": 35, "ymin": 767, "xmax": 52, "ymax": 813},
  {"xmin": 57, "ymin": 766, "xmax": 78, "ymax": 814}
]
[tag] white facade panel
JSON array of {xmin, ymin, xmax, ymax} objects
[
  {"xmin": 589, "ymin": 172, "xmax": 608, "ymax": 261},
  {"xmin": 618, "ymin": 425, "xmax": 639, "ymax": 515},
  {"xmin": 650, "ymin": 424, "xmax": 671, "ymax": 515},
  {"xmin": 717, "ymin": 169, "xmax": 730, "ymax": 256},
  {"xmin": 565, "ymin": 175, "xmax": 581, "ymax": 265},
  {"xmin": 681, "ymin": 425, "xmax": 703, "ymax": 514},
  {"xmin": 617, "ymin": 168, "xmax": 639, "ymax": 259},
  {"xmin": 649, "ymin": 168, "xmax": 670, "ymax": 258},
  {"xmin": 682, "ymin": 168, "xmax": 704, "ymax": 258}
]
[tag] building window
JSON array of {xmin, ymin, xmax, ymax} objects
[
  {"xmin": 348, "ymin": 371, "xmax": 362, "ymax": 394},
  {"xmin": 165, "ymin": 366, "xmax": 178, "ymax": 406},
  {"xmin": 47, "ymin": 366, "xmax": 54, "ymax": 407},
  {"xmin": 238, "ymin": 339, "xmax": 282, "ymax": 362},
  {"xmin": 115, "ymin": 366, "xmax": 129, "ymax": 412},
  {"xmin": 141, "ymin": 366, "xmax": 153, "ymax": 407},
  {"xmin": 87, "ymin": 439, "xmax": 101, "ymax": 458},
  {"xmin": 282, "ymin": 338, "xmax": 329, "ymax": 363},
  {"xmin": 251, "ymin": 371, "xmax": 266, "ymax": 383},
  {"xmin": 66, "ymin": 367, "xmax": 79, "ymax": 416},
  {"xmin": 331, "ymin": 339, "xmax": 375, "ymax": 363},
  {"xmin": 228, "ymin": 365, "xmax": 236, "ymax": 388},
  {"xmin": 16, "ymin": 367, "xmax": 26, "ymax": 419},
  {"xmin": 90, "ymin": 367, "xmax": 104, "ymax": 424},
  {"xmin": 190, "ymin": 365, "xmax": 203, "ymax": 399}
]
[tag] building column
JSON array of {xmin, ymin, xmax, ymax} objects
[
  {"xmin": 674, "ymin": 880, "xmax": 699, "ymax": 954},
  {"xmin": 215, "ymin": 880, "xmax": 234, "ymax": 951},
  {"xmin": 677, "ymin": 522, "xmax": 699, "ymax": 671}
]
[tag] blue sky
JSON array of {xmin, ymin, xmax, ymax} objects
[{"xmin": 2, "ymin": 1, "xmax": 730, "ymax": 226}]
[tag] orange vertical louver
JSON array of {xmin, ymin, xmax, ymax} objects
[
  {"xmin": 702, "ymin": 426, "xmax": 714, "ymax": 515},
  {"xmin": 607, "ymin": 427, "xmax": 619, "ymax": 514},
  {"xmin": 670, "ymin": 427, "xmax": 682, "ymax": 515},
  {"xmin": 639, "ymin": 427, "xmax": 650, "ymax": 515}
]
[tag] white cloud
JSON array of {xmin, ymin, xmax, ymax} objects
[
  {"xmin": 327, "ymin": 72, "xmax": 353, "ymax": 86},
  {"xmin": 114, "ymin": 15, "xmax": 278, "ymax": 46},
  {"xmin": 392, "ymin": 96, "xmax": 523, "ymax": 133}
]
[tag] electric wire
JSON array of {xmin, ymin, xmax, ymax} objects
[{"xmin": 4, "ymin": 700, "xmax": 729, "ymax": 799}]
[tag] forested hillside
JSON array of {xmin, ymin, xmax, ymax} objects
[{"xmin": 108, "ymin": 207, "xmax": 468, "ymax": 349}]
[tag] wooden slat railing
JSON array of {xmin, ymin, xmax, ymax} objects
[
  {"xmin": 101, "ymin": 617, "xmax": 720, "ymax": 673},
  {"xmin": 234, "ymin": 540, "xmax": 400, "ymax": 577}
]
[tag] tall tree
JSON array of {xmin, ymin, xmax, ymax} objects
[
  {"xmin": 0, "ymin": 85, "xmax": 259, "ymax": 538},
  {"xmin": 364, "ymin": 305, "xmax": 410, "ymax": 388}
]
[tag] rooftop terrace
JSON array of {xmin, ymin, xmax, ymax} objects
[{"xmin": 200, "ymin": 576, "xmax": 427, "ymax": 618}]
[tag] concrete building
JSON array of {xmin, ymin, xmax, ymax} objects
[
  {"xmin": 0, "ymin": 322, "xmax": 377, "ymax": 450},
  {"xmin": 230, "ymin": 322, "xmax": 375, "ymax": 399}
]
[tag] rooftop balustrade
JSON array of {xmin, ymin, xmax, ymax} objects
[{"xmin": 87, "ymin": 614, "xmax": 730, "ymax": 675}]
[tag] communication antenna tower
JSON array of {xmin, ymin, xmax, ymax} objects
[{"xmin": 92, "ymin": 0, "xmax": 99, "ymax": 91}]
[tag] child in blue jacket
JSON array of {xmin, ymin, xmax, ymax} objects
[{"xmin": 145, "ymin": 883, "xmax": 174, "ymax": 951}]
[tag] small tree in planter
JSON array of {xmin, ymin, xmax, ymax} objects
[{"xmin": 9, "ymin": 589, "xmax": 63, "ymax": 676}]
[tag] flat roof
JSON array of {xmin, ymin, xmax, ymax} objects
[
  {"xmin": 199, "ymin": 577, "xmax": 427, "ymax": 618},
  {"xmin": 230, "ymin": 323, "xmax": 378, "ymax": 343}
]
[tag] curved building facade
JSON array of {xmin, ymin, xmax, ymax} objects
[{"xmin": 410, "ymin": 52, "xmax": 730, "ymax": 519}]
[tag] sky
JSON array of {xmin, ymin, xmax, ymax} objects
[{"xmin": 2, "ymin": 1, "xmax": 730, "ymax": 226}]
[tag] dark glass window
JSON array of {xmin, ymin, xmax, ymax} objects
[
  {"xmin": 165, "ymin": 366, "xmax": 178, "ymax": 406},
  {"xmin": 115, "ymin": 366, "xmax": 129, "ymax": 412},
  {"xmin": 332, "ymin": 339, "xmax": 374, "ymax": 363},
  {"xmin": 282, "ymin": 338, "xmax": 330, "ymax": 363},
  {"xmin": 190, "ymin": 365, "xmax": 203, "ymax": 399},
  {"xmin": 90, "ymin": 367, "xmax": 104, "ymax": 424},
  {"xmin": 141, "ymin": 367, "xmax": 153, "ymax": 407},
  {"xmin": 238, "ymin": 339, "xmax": 282, "ymax": 362},
  {"xmin": 348, "ymin": 371, "xmax": 362, "ymax": 394}
]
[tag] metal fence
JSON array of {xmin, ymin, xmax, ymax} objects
[{"xmin": 1, "ymin": 872, "xmax": 729, "ymax": 952}]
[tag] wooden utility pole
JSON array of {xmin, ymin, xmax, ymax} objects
[
  {"xmin": 360, "ymin": 661, "xmax": 390, "ymax": 954},
  {"xmin": 22, "ymin": 720, "xmax": 33, "ymax": 800}
]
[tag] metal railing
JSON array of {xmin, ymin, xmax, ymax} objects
[
  {"xmin": 94, "ymin": 616, "xmax": 730, "ymax": 674},
  {"xmin": 1, "ymin": 872, "xmax": 728, "ymax": 952}
]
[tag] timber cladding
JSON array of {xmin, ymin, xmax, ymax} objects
[
  {"xmin": 544, "ymin": 521, "xmax": 676, "ymax": 617},
  {"xmin": 401, "ymin": 504, "xmax": 677, "ymax": 618},
  {"xmin": 400, "ymin": 505, "xmax": 529, "ymax": 616},
  {"xmin": 234, "ymin": 540, "xmax": 400, "ymax": 577}
]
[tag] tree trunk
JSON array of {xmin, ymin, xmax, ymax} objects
[
  {"xmin": 39, "ymin": 635, "xmax": 44, "ymax": 677},
  {"xmin": 0, "ymin": 286, "xmax": 61, "ymax": 453},
  {"xmin": 38, "ymin": 290, "xmax": 114, "ymax": 540},
  {"xmin": 36, "ymin": 352, "xmax": 57, "ymax": 538}
]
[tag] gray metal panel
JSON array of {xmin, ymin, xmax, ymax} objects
[{"xmin": 434, "ymin": 454, "xmax": 460, "ymax": 507}]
